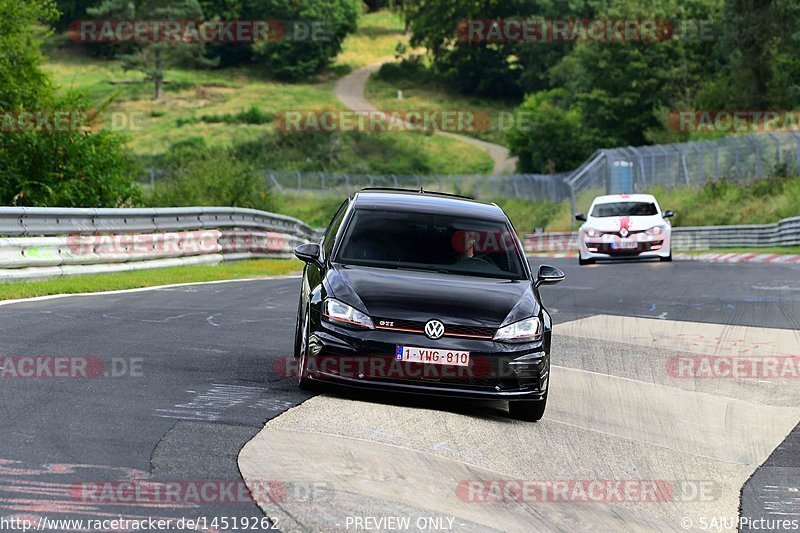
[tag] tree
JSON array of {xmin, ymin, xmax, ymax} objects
[
  {"xmin": 0, "ymin": 0, "xmax": 139, "ymax": 207},
  {"xmin": 707, "ymin": 0, "xmax": 800, "ymax": 108},
  {"xmin": 506, "ymin": 90, "xmax": 589, "ymax": 173},
  {"xmin": 0, "ymin": 0, "xmax": 58, "ymax": 109},
  {"xmin": 88, "ymin": 0, "xmax": 217, "ymax": 99},
  {"xmin": 548, "ymin": 0, "xmax": 722, "ymax": 148},
  {"xmin": 400, "ymin": 0, "xmax": 598, "ymax": 98},
  {"xmin": 251, "ymin": 0, "xmax": 359, "ymax": 80}
]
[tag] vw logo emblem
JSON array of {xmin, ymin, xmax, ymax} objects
[
  {"xmin": 424, "ymin": 320, "xmax": 445, "ymax": 340},
  {"xmin": 620, "ymin": 228, "xmax": 629, "ymax": 237}
]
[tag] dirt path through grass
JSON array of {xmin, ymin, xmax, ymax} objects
[{"xmin": 335, "ymin": 60, "xmax": 518, "ymax": 175}]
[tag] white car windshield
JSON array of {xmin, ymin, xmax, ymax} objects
[{"xmin": 592, "ymin": 202, "xmax": 658, "ymax": 217}]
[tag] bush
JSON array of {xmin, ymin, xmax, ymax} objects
[
  {"xmin": 375, "ymin": 55, "xmax": 429, "ymax": 83},
  {"xmin": 0, "ymin": 0, "xmax": 139, "ymax": 207},
  {"xmin": 176, "ymin": 106, "xmax": 274, "ymax": 127},
  {"xmin": 144, "ymin": 144, "xmax": 273, "ymax": 210},
  {"xmin": 251, "ymin": 0, "xmax": 359, "ymax": 80},
  {"xmin": 0, "ymin": 95, "xmax": 140, "ymax": 207},
  {"xmin": 506, "ymin": 90, "xmax": 591, "ymax": 173}
]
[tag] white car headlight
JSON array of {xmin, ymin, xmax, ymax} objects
[
  {"xmin": 585, "ymin": 228, "xmax": 602, "ymax": 238},
  {"xmin": 493, "ymin": 317, "xmax": 542, "ymax": 343},
  {"xmin": 645, "ymin": 226, "xmax": 665, "ymax": 236},
  {"xmin": 322, "ymin": 299, "xmax": 374, "ymax": 329}
]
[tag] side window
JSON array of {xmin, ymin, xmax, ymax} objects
[{"xmin": 322, "ymin": 200, "xmax": 349, "ymax": 259}]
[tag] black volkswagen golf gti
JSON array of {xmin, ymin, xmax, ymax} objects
[{"xmin": 293, "ymin": 189, "xmax": 564, "ymax": 421}]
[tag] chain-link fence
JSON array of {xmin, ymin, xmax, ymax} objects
[
  {"xmin": 569, "ymin": 131, "xmax": 800, "ymax": 196},
  {"xmin": 261, "ymin": 171, "xmax": 571, "ymax": 202},
  {"xmin": 141, "ymin": 131, "xmax": 800, "ymax": 206}
]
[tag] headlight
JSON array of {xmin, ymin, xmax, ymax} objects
[
  {"xmin": 585, "ymin": 228, "xmax": 602, "ymax": 238},
  {"xmin": 645, "ymin": 226, "xmax": 664, "ymax": 236},
  {"xmin": 493, "ymin": 317, "xmax": 542, "ymax": 343},
  {"xmin": 322, "ymin": 299, "xmax": 374, "ymax": 329}
]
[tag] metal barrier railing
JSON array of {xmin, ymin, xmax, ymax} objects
[
  {"xmin": 523, "ymin": 216, "xmax": 800, "ymax": 253},
  {"xmin": 0, "ymin": 207, "xmax": 316, "ymax": 281}
]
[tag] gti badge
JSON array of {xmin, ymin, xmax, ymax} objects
[{"xmin": 424, "ymin": 319, "xmax": 445, "ymax": 340}]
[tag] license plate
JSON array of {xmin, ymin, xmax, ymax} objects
[
  {"xmin": 395, "ymin": 346, "xmax": 470, "ymax": 366},
  {"xmin": 612, "ymin": 239, "xmax": 637, "ymax": 249}
]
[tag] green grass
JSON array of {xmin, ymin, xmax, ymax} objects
[
  {"xmin": 42, "ymin": 53, "xmax": 342, "ymax": 154},
  {"xmin": 271, "ymin": 194, "xmax": 347, "ymax": 227},
  {"xmin": 365, "ymin": 69, "xmax": 519, "ymax": 146},
  {"xmin": 41, "ymin": 17, "xmax": 491, "ymax": 174},
  {"xmin": 335, "ymin": 10, "xmax": 407, "ymax": 71},
  {"xmin": 0, "ymin": 259, "xmax": 301, "ymax": 301}
]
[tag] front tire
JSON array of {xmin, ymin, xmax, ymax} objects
[
  {"xmin": 296, "ymin": 310, "xmax": 316, "ymax": 391},
  {"xmin": 508, "ymin": 393, "xmax": 547, "ymax": 422},
  {"xmin": 578, "ymin": 256, "xmax": 595, "ymax": 266},
  {"xmin": 660, "ymin": 252, "xmax": 672, "ymax": 262}
]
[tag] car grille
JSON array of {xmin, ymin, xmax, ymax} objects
[
  {"xmin": 374, "ymin": 317, "xmax": 495, "ymax": 339},
  {"xmin": 594, "ymin": 240, "xmax": 663, "ymax": 254}
]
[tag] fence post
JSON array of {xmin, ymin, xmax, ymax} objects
[
  {"xmin": 695, "ymin": 144, "xmax": 703, "ymax": 186},
  {"xmin": 792, "ymin": 131, "xmax": 800, "ymax": 171},
  {"xmin": 569, "ymin": 184, "xmax": 577, "ymax": 230}
]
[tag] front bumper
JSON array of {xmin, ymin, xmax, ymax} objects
[
  {"xmin": 580, "ymin": 233, "xmax": 671, "ymax": 259},
  {"xmin": 303, "ymin": 319, "xmax": 549, "ymax": 400}
]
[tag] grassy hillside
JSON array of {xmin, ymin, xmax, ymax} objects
[
  {"xmin": 40, "ymin": 11, "xmax": 492, "ymax": 175},
  {"xmin": 365, "ymin": 64, "xmax": 518, "ymax": 146}
]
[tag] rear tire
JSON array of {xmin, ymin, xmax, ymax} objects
[
  {"xmin": 660, "ymin": 252, "xmax": 672, "ymax": 262},
  {"xmin": 509, "ymin": 393, "xmax": 547, "ymax": 422}
]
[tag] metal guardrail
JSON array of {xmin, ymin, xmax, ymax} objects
[
  {"xmin": 0, "ymin": 207, "xmax": 316, "ymax": 281},
  {"xmin": 523, "ymin": 216, "xmax": 800, "ymax": 252},
  {"xmin": 1, "ymin": 206, "xmax": 796, "ymax": 281}
]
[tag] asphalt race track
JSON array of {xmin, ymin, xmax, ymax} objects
[{"xmin": 1, "ymin": 258, "xmax": 799, "ymax": 532}]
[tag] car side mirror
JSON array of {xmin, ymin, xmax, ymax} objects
[
  {"xmin": 663, "ymin": 210, "xmax": 675, "ymax": 218},
  {"xmin": 535, "ymin": 264, "xmax": 565, "ymax": 287},
  {"xmin": 294, "ymin": 243, "xmax": 322, "ymax": 266},
  {"xmin": 574, "ymin": 213, "xmax": 587, "ymax": 222}
]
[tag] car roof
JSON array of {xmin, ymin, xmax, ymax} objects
[
  {"xmin": 352, "ymin": 189, "xmax": 508, "ymax": 221},
  {"xmin": 592, "ymin": 193, "xmax": 657, "ymax": 204}
]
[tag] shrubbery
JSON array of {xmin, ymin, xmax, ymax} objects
[
  {"xmin": 0, "ymin": 0, "xmax": 139, "ymax": 207},
  {"xmin": 251, "ymin": 0, "xmax": 359, "ymax": 80}
]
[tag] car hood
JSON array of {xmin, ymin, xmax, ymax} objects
[
  {"xmin": 326, "ymin": 264, "xmax": 538, "ymax": 328},
  {"xmin": 584, "ymin": 214, "xmax": 665, "ymax": 233}
]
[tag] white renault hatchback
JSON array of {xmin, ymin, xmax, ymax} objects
[{"xmin": 575, "ymin": 194, "xmax": 674, "ymax": 265}]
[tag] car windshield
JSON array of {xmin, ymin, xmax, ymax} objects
[
  {"xmin": 592, "ymin": 201, "xmax": 658, "ymax": 217},
  {"xmin": 334, "ymin": 208, "xmax": 527, "ymax": 280}
]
